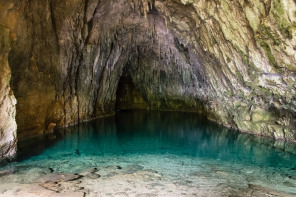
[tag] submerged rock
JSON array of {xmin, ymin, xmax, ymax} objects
[
  {"xmin": 79, "ymin": 167, "xmax": 99, "ymax": 176},
  {"xmin": 86, "ymin": 172, "xmax": 101, "ymax": 179},
  {"xmin": 0, "ymin": 170, "xmax": 12, "ymax": 177},
  {"xmin": 283, "ymin": 181, "xmax": 295, "ymax": 188},
  {"xmin": 123, "ymin": 164, "xmax": 145, "ymax": 174},
  {"xmin": 246, "ymin": 184, "xmax": 295, "ymax": 197},
  {"xmin": 35, "ymin": 173, "xmax": 82, "ymax": 183}
]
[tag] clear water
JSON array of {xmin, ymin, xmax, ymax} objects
[{"xmin": 1, "ymin": 111, "xmax": 296, "ymax": 196}]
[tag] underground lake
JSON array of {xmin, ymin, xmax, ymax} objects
[
  {"xmin": 1, "ymin": 0, "xmax": 296, "ymax": 196},
  {"xmin": 0, "ymin": 111, "xmax": 296, "ymax": 196}
]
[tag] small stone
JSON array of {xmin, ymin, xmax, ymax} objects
[
  {"xmin": 79, "ymin": 168, "xmax": 98, "ymax": 176},
  {"xmin": 89, "ymin": 167, "xmax": 98, "ymax": 173},
  {"xmin": 86, "ymin": 172, "xmax": 101, "ymax": 179},
  {"xmin": 40, "ymin": 182, "xmax": 61, "ymax": 192},
  {"xmin": 288, "ymin": 175, "xmax": 296, "ymax": 180},
  {"xmin": 283, "ymin": 181, "xmax": 295, "ymax": 187},
  {"xmin": 0, "ymin": 170, "xmax": 12, "ymax": 177}
]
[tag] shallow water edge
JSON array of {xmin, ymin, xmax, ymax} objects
[{"xmin": 0, "ymin": 111, "xmax": 296, "ymax": 196}]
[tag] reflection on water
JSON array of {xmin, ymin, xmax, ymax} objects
[
  {"xmin": 3, "ymin": 110, "xmax": 296, "ymax": 195},
  {"xmin": 19, "ymin": 111, "xmax": 296, "ymax": 168}
]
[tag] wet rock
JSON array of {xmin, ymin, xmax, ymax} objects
[
  {"xmin": 39, "ymin": 182, "xmax": 61, "ymax": 192},
  {"xmin": 215, "ymin": 170, "xmax": 228, "ymax": 176},
  {"xmin": 86, "ymin": 172, "xmax": 101, "ymax": 179},
  {"xmin": 173, "ymin": 180, "xmax": 193, "ymax": 187},
  {"xmin": 123, "ymin": 164, "xmax": 144, "ymax": 174},
  {"xmin": 104, "ymin": 165, "xmax": 123, "ymax": 170},
  {"xmin": 288, "ymin": 175, "xmax": 296, "ymax": 180},
  {"xmin": 0, "ymin": 183, "xmax": 86, "ymax": 197},
  {"xmin": 79, "ymin": 168, "xmax": 98, "ymax": 176},
  {"xmin": 283, "ymin": 181, "xmax": 295, "ymax": 187},
  {"xmin": 91, "ymin": 168, "xmax": 99, "ymax": 172},
  {"xmin": 117, "ymin": 166, "xmax": 122, "ymax": 170},
  {"xmin": 105, "ymin": 171, "xmax": 119, "ymax": 178},
  {"xmin": 35, "ymin": 173, "xmax": 81, "ymax": 183},
  {"xmin": 0, "ymin": 170, "xmax": 12, "ymax": 177},
  {"xmin": 75, "ymin": 149, "xmax": 80, "ymax": 156},
  {"xmin": 246, "ymin": 184, "xmax": 295, "ymax": 197},
  {"xmin": 189, "ymin": 171, "xmax": 212, "ymax": 178}
]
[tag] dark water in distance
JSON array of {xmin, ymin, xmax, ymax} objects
[{"xmin": 18, "ymin": 110, "xmax": 296, "ymax": 170}]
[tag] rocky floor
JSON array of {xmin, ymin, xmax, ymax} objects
[
  {"xmin": 0, "ymin": 167, "xmax": 295, "ymax": 197},
  {"xmin": 0, "ymin": 154, "xmax": 296, "ymax": 197}
]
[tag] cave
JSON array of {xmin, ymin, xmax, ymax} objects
[
  {"xmin": 115, "ymin": 73, "xmax": 147, "ymax": 111},
  {"xmin": 1, "ymin": 0, "xmax": 296, "ymax": 196}
]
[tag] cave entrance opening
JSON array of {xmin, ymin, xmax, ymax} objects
[{"xmin": 115, "ymin": 73, "xmax": 147, "ymax": 111}]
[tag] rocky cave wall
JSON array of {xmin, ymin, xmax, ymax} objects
[
  {"xmin": 0, "ymin": 0, "xmax": 296, "ymax": 159},
  {"xmin": 0, "ymin": 25, "xmax": 17, "ymax": 159}
]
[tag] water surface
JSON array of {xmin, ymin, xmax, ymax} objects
[{"xmin": 1, "ymin": 111, "xmax": 296, "ymax": 196}]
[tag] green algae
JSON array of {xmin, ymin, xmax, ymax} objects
[
  {"xmin": 257, "ymin": 86, "xmax": 272, "ymax": 97},
  {"xmin": 272, "ymin": 0, "xmax": 293, "ymax": 39},
  {"xmin": 257, "ymin": 24, "xmax": 280, "ymax": 46},
  {"xmin": 258, "ymin": 41, "xmax": 278, "ymax": 68},
  {"xmin": 237, "ymin": 47, "xmax": 260, "ymax": 81}
]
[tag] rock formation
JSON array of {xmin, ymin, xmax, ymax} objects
[
  {"xmin": 0, "ymin": 0, "xmax": 296, "ymax": 159},
  {"xmin": 0, "ymin": 25, "xmax": 17, "ymax": 160}
]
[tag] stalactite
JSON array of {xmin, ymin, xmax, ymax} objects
[{"xmin": 139, "ymin": 0, "xmax": 154, "ymax": 19}]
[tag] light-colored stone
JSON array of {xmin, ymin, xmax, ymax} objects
[
  {"xmin": 0, "ymin": 25, "xmax": 17, "ymax": 160},
  {"xmin": 35, "ymin": 174, "xmax": 81, "ymax": 183}
]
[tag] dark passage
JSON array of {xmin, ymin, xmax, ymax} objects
[{"xmin": 115, "ymin": 74, "xmax": 147, "ymax": 111}]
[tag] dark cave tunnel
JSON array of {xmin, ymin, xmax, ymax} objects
[{"xmin": 115, "ymin": 71, "xmax": 147, "ymax": 111}]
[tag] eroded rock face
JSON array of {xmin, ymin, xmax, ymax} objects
[
  {"xmin": 0, "ymin": 25, "xmax": 17, "ymax": 159},
  {"xmin": 0, "ymin": 0, "xmax": 296, "ymax": 159}
]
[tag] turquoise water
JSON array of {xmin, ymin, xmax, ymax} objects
[{"xmin": 1, "ymin": 111, "xmax": 296, "ymax": 195}]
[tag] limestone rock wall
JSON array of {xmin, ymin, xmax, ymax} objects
[
  {"xmin": 161, "ymin": 0, "xmax": 296, "ymax": 140},
  {"xmin": 0, "ymin": 0, "xmax": 296, "ymax": 159},
  {"xmin": 0, "ymin": 25, "xmax": 17, "ymax": 159}
]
